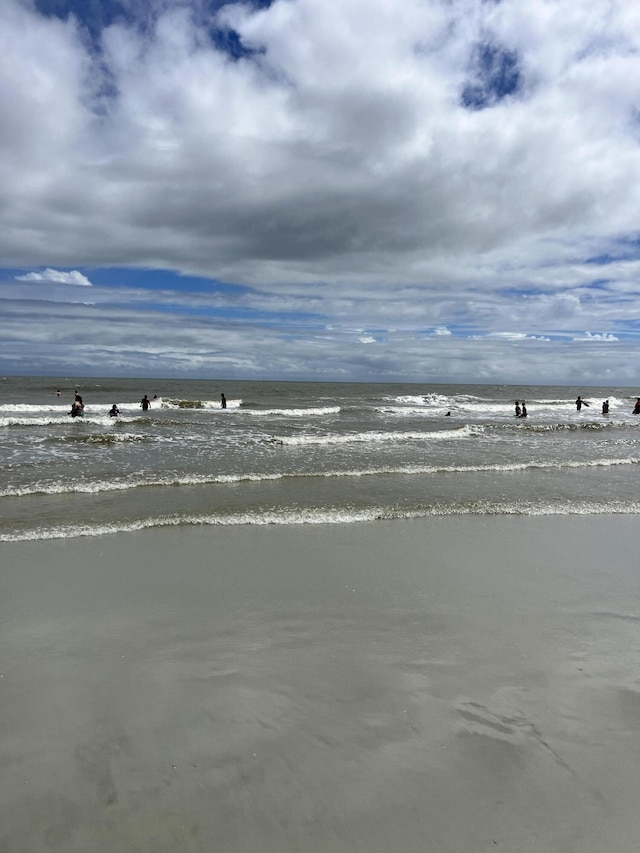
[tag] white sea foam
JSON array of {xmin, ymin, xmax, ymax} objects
[
  {"xmin": 65, "ymin": 432, "xmax": 171, "ymax": 445},
  {"xmin": 0, "ymin": 417, "xmax": 65, "ymax": 427},
  {"xmin": 375, "ymin": 406, "xmax": 445, "ymax": 416},
  {"xmin": 236, "ymin": 406, "xmax": 341, "ymax": 417},
  {"xmin": 3, "ymin": 455, "xmax": 639, "ymax": 498},
  {"xmin": 0, "ymin": 403, "xmax": 69, "ymax": 413},
  {"xmin": 162, "ymin": 397, "xmax": 241, "ymax": 410},
  {"xmin": 4, "ymin": 498, "xmax": 640, "ymax": 542},
  {"xmin": 272, "ymin": 425, "xmax": 473, "ymax": 446},
  {"xmin": 391, "ymin": 393, "xmax": 452, "ymax": 406}
]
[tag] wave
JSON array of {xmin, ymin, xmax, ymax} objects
[
  {"xmin": 0, "ymin": 404, "xmax": 69, "ymax": 414},
  {"xmin": 160, "ymin": 400, "xmax": 338, "ymax": 416},
  {"xmin": 485, "ymin": 421, "xmax": 604, "ymax": 433},
  {"xmin": 239, "ymin": 406, "xmax": 341, "ymax": 417},
  {"xmin": 270, "ymin": 425, "xmax": 473, "ymax": 446},
  {"xmin": 0, "ymin": 415, "xmax": 192, "ymax": 428},
  {"xmin": 3, "ymin": 455, "xmax": 639, "ymax": 499},
  {"xmin": 0, "ymin": 403, "xmax": 162, "ymax": 415},
  {"xmin": 0, "ymin": 471, "xmax": 286, "ymax": 497},
  {"xmin": 392, "ymin": 394, "xmax": 449, "ymax": 406},
  {"xmin": 484, "ymin": 420, "xmax": 640, "ymax": 433},
  {"xmin": 375, "ymin": 406, "xmax": 448, "ymax": 416},
  {"xmin": 162, "ymin": 398, "xmax": 241, "ymax": 410},
  {"xmin": 0, "ymin": 416, "xmax": 137, "ymax": 427},
  {"xmin": 0, "ymin": 406, "xmax": 341, "ymax": 426},
  {"xmin": 0, "ymin": 417, "xmax": 69, "ymax": 427},
  {"xmin": 4, "ymin": 498, "xmax": 640, "ymax": 542},
  {"xmin": 56, "ymin": 432, "xmax": 169, "ymax": 445}
]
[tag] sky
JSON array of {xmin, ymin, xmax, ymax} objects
[{"xmin": 2, "ymin": 0, "xmax": 640, "ymax": 384}]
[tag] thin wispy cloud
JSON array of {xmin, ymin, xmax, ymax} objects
[{"xmin": 1, "ymin": 0, "xmax": 639, "ymax": 381}]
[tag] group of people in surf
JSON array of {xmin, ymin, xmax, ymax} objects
[
  {"xmin": 68, "ymin": 393, "xmax": 155, "ymax": 418},
  {"xmin": 109, "ymin": 395, "xmax": 150, "ymax": 416},
  {"xmin": 576, "ymin": 395, "xmax": 610, "ymax": 415},
  {"xmin": 110, "ymin": 395, "xmax": 150, "ymax": 416},
  {"xmin": 513, "ymin": 395, "xmax": 640, "ymax": 418},
  {"xmin": 578, "ymin": 395, "xmax": 640, "ymax": 416}
]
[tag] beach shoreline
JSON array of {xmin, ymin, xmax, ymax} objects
[{"xmin": 2, "ymin": 515, "xmax": 640, "ymax": 852}]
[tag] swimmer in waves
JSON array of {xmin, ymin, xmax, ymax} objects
[{"xmin": 69, "ymin": 394, "xmax": 85, "ymax": 418}]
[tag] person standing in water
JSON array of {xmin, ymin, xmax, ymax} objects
[
  {"xmin": 602, "ymin": 400, "xmax": 609, "ymax": 415},
  {"xmin": 69, "ymin": 394, "xmax": 84, "ymax": 417},
  {"xmin": 520, "ymin": 401, "xmax": 528, "ymax": 418},
  {"xmin": 140, "ymin": 395, "xmax": 150, "ymax": 411},
  {"xmin": 220, "ymin": 393, "xmax": 227, "ymax": 409},
  {"xmin": 515, "ymin": 400, "xmax": 521, "ymax": 417}
]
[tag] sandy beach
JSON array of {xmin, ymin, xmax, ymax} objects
[{"xmin": 2, "ymin": 515, "xmax": 640, "ymax": 852}]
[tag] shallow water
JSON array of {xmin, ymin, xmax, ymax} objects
[{"xmin": 2, "ymin": 376, "xmax": 640, "ymax": 540}]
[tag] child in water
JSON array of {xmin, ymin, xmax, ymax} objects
[{"xmin": 69, "ymin": 394, "xmax": 84, "ymax": 417}]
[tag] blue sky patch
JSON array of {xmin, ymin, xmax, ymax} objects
[
  {"xmin": 461, "ymin": 42, "xmax": 522, "ymax": 110},
  {"xmin": 35, "ymin": 0, "xmax": 127, "ymax": 41},
  {"xmin": 35, "ymin": 0, "xmax": 275, "ymax": 44}
]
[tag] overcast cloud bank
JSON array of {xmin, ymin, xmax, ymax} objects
[{"xmin": 1, "ymin": 0, "xmax": 640, "ymax": 381}]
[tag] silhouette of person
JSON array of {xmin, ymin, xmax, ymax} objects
[
  {"xmin": 515, "ymin": 400, "xmax": 521, "ymax": 417},
  {"xmin": 109, "ymin": 404, "xmax": 120, "ymax": 417},
  {"xmin": 69, "ymin": 393, "xmax": 85, "ymax": 417},
  {"xmin": 69, "ymin": 395, "xmax": 84, "ymax": 417},
  {"xmin": 521, "ymin": 401, "xmax": 528, "ymax": 418},
  {"xmin": 602, "ymin": 400, "xmax": 609, "ymax": 415},
  {"xmin": 633, "ymin": 398, "xmax": 640, "ymax": 415},
  {"xmin": 221, "ymin": 393, "xmax": 227, "ymax": 409},
  {"xmin": 140, "ymin": 395, "xmax": 150, "ymax": 411},
  {"xmin": 576, "ymin": 395, "xmax": 590, "ymax": 411}
]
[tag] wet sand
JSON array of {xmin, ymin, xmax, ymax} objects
[{"xmin": 2, "ymin": 516, "xmax": 640, "ymax": 852}]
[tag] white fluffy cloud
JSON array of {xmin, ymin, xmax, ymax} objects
[
  {"xmin": 2, "ymin": 0, "xmax": 640, "ymax": 280},
  {"xmin": 573, "ymin": 332, "xmax": 620, "ymax": 342},
  {"xmin": 1, "ymin": 0, "xmax": 640, "ymax": 380},
  {"xmin": 15, "ymin": 268, "xmax": 93, "ymax": 286}
]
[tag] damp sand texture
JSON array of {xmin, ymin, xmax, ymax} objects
[{"xmin": 2, "ymin": 515, "xmax": 640, "ymax": 852}]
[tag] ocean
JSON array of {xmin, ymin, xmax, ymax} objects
[{"xmin": 2, "ymin": 376, "xmax": 640, "ymax": 541}]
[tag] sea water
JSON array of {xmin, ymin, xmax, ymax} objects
[{"xmin": 1, "ymin": 376, "xmax": 640, "ymax": 541}]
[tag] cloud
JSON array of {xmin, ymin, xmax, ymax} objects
[
  {"xmin": 2, "ymin": 0, "xmax": 640, "ymax": 283},
  {"xmin": 1, "ymin": 0, "xmax": 640, "ymax": 381},
  {"xmin": 572, "ymin": 331, "xmax": 619, "ymax": 342},
  {"xmin": 0, "ymin": 279, "xmax": 635, "ymax": 382},
  {"xmin": 15, "ymin": 268, "xmax": 93, "ymax": 286}
]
